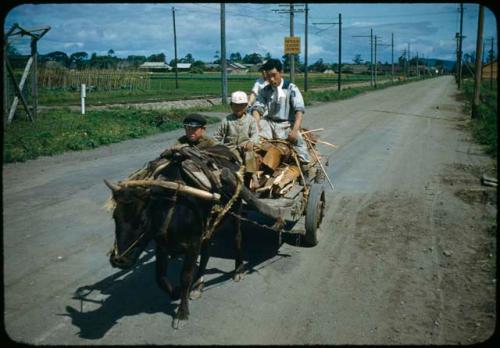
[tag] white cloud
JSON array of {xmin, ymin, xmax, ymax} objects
[{"xmin": 4, "ymin": 3, "xmax": 496, "ymax": 63}]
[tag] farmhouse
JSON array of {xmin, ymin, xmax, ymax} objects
[
  {"xmin": 176, "ymin": 63, "xmax": 192, "ymax": 70},
  {"xmin": 482, "ymin": 60, "xmax": 497, "ymax": 80},
  {"xmin": 139, "ymin": 62, "xmax": 172, "ymax": 72},
  {"xmin": 227, "ymin": 62, "xmax": 249, "ymax": 74}
]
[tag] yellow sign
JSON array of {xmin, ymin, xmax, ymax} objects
[{"xmin": 284, "ymin": 36, "xmax": 301, "ymax": 54}]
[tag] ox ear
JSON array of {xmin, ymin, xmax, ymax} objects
[{"xmin": 104, "ymin": 179, "xmax": 121, "ymax": 193}]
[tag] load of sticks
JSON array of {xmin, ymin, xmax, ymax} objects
[{"xmin": 245, "ymin": 128, "xmax": 335, "ymax": 197}]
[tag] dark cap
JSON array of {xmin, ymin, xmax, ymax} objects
[{"xmin": 183, "ymin": 113, "xmax": 207, "ymax": 127}]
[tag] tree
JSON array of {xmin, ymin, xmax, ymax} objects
[
  {"xmin": 43, "ymin": 51, "xmax": 70, "ymax": 68},
  {"xmin": 398, "ymin": 53, "xmax": 407, "ymax": 68},
  {"xmin": 242, "ymin": 52, "xmax": 263, "ymax": 64},
  {"xmin": 147, "ymin": 53, "xmax": 166, "ymax": 62},
  {"xmin": 264, "ymin": 52, "xmax": 272, "ymax": 61},
  {"xmin": 353, "ymin": 54, "xmax": 363, "ymax": 64},
  {"xmin": 213, "ymin": 50, "xmax": 220, "ymax": 64},
  {"xmin": 180, "ymin": 53, "xmax": 194, "ymax": 63},
  {"xmin": 282, "ymin": 54, "xmax": 302, "ymax": 72},
  {"xmin": 309, "ymin": 58, "xmax": 327, "ymax": 72},
  {"xmin": 127, "ymin": 55, "xmax": 147, "ymax": 68},
  {"xmin": 69, "ymin": 51, "xmax": 88, "ymax": 69},
  {"xmin": 229, "ymin": 52, "xmax": 242, "ymax": 62},
  {"xmin": 107, "ymin": 49, "xmax": 115, "ymax": 56},
  {"xmin": 487, "ymin": 47, "xmax": 496, "ymax": 63},
  {"xmin": 6, "ymin": 42, "xmax": 20, "ymax": 56}
]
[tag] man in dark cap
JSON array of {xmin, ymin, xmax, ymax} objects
[{"xmin": 160, "ymin": 113, "xmax": 218, "ymax": 158}]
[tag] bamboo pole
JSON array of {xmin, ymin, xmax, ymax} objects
[
  {"xmin": 119, "ymin": 179, "xmax": 221, "ymax": 201},
  {"xmin": 303, "ymin": 137, "xmax": 335, "ymax": 191},
  {"xmin": 300, "ymin": 128, "xmax": 324, "ymax": 135}
]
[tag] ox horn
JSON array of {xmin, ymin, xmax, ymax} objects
[{"xmin": 103, "ymin": 179, "xmax": 121, "ymax": 192}]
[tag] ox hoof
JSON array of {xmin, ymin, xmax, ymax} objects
[
  {"xmin": 232, "ymin": 272, "xmax": 244, "ymax": 282},
  {"xmin": 189, "ymin": 288, "xmax": 203, "ymax": 300},
  {"xmin": 172, "ymin": 318, "xmax": 188, "ymax": 330}
]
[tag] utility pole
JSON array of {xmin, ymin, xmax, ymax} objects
[
  {"xmin": 352, "ymin": 28, "xmax": 373, "ymax": 86},
  {"xmin": 488, "ymin": 37, "xmax": 495, "ymax": 89},
  {"xmin": 273, "ymin": 4, "xmax": 304, "ymax": 84},
  {"xmin": 290, "ymin": 3, "xmax": 295, "ymax": 83},
  {"xmin": 338, "ymin": 13, "xmax": 342, "ymax": 91},
  {"xmin": 371, "ymin": 29, "xmax": 374, "ymax": 86},
  {"xmin": 376, "ymin": 37, "xmax": 390, "ymax": 87},
  {"xmin": 30, "ymin": 36, "xmax": 37, "ymax": 119},
  {"xmin": 391, "ymin": 33, "xmax": 394, "ymax": 82},
  {"xmin": 472, "ymin": 5, "xmax": 484, "ymax": 119},
  {"xmin": 304, "ymin": 3, "xmax": 309, "ymax": 91},
  {"xmin": 314, "ymin": 14, "xmax": 342, "ymax": 90},
  {"xmin": 458, "ymin": 3, "xmax": 464, "ymax": 89},
  {"xmin": 407, "ymin": 42, "xmax": 410, "ymax": 77},
  {"xmin": 172, "ymin": 7, "xmax": 179, "ymax": 89},
  {"xmin": 416, "ymin": 52, "xmax": 419, "ymax": 78},
  {"xmin": 221, "ymin": 3, "xmax": 227, "ymax": 104},
  {"xmin": 374, "ymin": 35, "xmax": 378, "ymax": 87}
]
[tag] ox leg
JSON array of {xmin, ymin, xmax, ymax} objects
[
  {"xmin": 190, "ymin": 240, "xmax": 210, "ymax": 300},
  {"xmin": 155, "ymin": 246, "xmax": 178, "ymax": 300},
  {"xmin": 233, "ymin": 203, "xmax": 245, "ymax": 282},
  {"xmin": 173, "ymin": 252, "xmax": 197, "ymax": 329}
]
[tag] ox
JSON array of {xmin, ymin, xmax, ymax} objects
[{"xmin": 104, "ymin": 145, "xmax": 280, "ymax": 329}]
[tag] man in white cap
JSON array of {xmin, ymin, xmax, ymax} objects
[{"xmin": 213, "ymin": 91, "xmax": 259, "ymax": 154}]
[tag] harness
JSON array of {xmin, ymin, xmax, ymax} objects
[{"xmin": 109, "ymin": 148, "xmax": 245, "ymax": 259}]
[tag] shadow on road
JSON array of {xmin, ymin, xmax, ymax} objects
[
  {"xmin": 62, "ymin": 248, "xmax": 177, "ymax": 339},
  {"xmin": 63, "ymin": 215, "xmax": 299, "ymax": 339}
]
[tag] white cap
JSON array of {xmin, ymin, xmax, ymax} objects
[{"xmin": 231, "ymin": 91, "xmax": 248, "ymax": 104}]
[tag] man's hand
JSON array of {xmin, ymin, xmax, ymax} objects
[
  {"xmin": 287, "ymin": 128, "xmax": 299, "ymax": 143},
  {"xmin": 243, "ymin": 141, "xmax": 254, "ymax": 151}
]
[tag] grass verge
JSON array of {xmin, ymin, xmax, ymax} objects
[
  {"xmin": 3, "ymin": 108, "xmax": 218, "ymax": 163},
  {"xmin": 462, "ymin": 79, "xmax": 497, "ymax": 157}
]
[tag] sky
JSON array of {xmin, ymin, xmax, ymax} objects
[{"xmin": 3, "ymin": 3, "xmax": 498, "ymax": 64}]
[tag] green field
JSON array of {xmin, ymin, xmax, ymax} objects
[{"xmin": 37, "ymin": 71, "xmax": 381, "ymax": 106}]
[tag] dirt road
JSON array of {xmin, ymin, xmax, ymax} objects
[{"xmin": 3, "ymin": 76, "xmax": 496, "ymax": 344}]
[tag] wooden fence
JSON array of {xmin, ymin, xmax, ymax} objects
[{"xmin": 37, "ymin": 69, "xmax": 152, "ymax": 91}]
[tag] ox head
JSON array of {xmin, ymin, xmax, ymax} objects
[{"xmin": 104, "ymin": 179, "xmax": 152, "ymax": 270}]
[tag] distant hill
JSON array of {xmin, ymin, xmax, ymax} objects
[{"xmin": 421, "ymin": 58, "xmax": 455, "ymax": 71}]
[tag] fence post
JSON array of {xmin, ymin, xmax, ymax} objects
[{"xmin": 81, "ymin": 83, "xmax": 86, "ymax": 115}]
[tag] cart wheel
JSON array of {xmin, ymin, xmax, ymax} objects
[{"xmin": 304, "ymin": 183, "xmax": 325, "ymax": 246}]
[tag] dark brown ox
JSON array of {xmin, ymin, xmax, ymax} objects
[{"xmin": 104, "ymin": 146, "xmax": 281, "ymax": 329}]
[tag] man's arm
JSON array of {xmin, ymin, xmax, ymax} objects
[
  {"xmin": 287, "ymin": 85, "xmax": 306, "ymax": 143},
  {"xmin": 252, "ymin": 89, "xmax": 267, "ymax": 131},
  {"xmin": 288, "ymin": 111, "xmax": 303, "ymax": 143},
  {"xmin": 213, "ymin": 119, "xmax": 226, "ymax": 143}
]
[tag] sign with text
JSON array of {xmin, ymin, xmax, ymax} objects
[{"xmin": 284, "ymin": 36, "xmax": 301, "ymax": 54}]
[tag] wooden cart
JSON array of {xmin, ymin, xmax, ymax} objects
[{"xmin": 241, "ymin": 139, "xmax": 330, "ymax": 246}]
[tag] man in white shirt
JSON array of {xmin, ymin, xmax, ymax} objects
[
  {"xmin": 251, "ymin": 59, "xmax": 310, "ymax": 169},
  {"xmin": 248, "ymin": 67, "xmax": 268, "ymax": 114}
]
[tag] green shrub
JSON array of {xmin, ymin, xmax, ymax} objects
[{"xmin": 462, "ymin": 80, "xmax": 497, "ymax": 157}]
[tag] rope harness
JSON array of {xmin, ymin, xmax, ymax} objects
[{"xmin": 202, "ymin": 165, "xmax": 245, "ymax": 241}]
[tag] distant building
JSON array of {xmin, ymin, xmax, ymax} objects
[
  {"xmin": 176, "ymin": 63, "xmax": 192, "ymax": 70},
  {"xmin": 228, "ymin": 61, "xmax": 249, "ymax": 74},
  {"xmin": 139, "ymin": 62, "xmax": 172, "ymax": 72},
  {"xmin": 482, "ymin": 60, "xmax": 497, "ymax": 80},
  {"xmin": 323, "ymin": 69, "xmax": 336, "ymax": 74},
  {"xmin": 342, "ymin": 64, "xmax": 369, "ymax": 74},
  {"xmin": 205, "ymin": 63, "xmax": 220, "ymax": 71}
]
